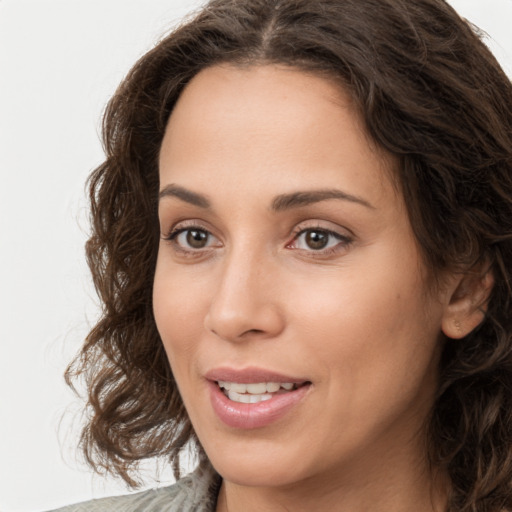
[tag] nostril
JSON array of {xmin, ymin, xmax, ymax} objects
[{"xmin": 204, "ymin": 297, "xmax": 285, "ymax": 342}]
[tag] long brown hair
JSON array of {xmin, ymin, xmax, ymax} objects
[{"xmin": 67, "ymin": 1, "xmax": 512, "ymax": 510}]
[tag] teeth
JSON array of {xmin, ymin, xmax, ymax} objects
[
  {"xmin": 246, "ymin": 383, "xmax": 267, "ymax": 394},
  {"xmin": 218, "ymin": 381, "xmax": 296, "ymax": 394},
  {"xmin": 230, "ymin": 382, "xmax": 248, "ymax": 393},
  {"xmin": 218, "ymin": 381, "xmax": 231, "ymax": 390},
  {"xmin": 228, "ymin": 390, "xmax": 273, "ymax": 403}
]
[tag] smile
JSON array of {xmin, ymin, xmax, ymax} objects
[
  {"xmin": 217, "ymin": 381, "xmax": 299, "ymax": 403},
  {"xmin": 205, "ymin": 369, "xmax": 312, "ymax": 429}
]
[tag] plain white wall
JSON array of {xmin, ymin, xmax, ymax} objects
[{"xmin": 0, "ymin": 1, "xmax": 511, "ymax": 511}]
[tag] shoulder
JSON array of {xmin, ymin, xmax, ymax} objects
[{"xmin": 46, "ymin": 464, "xmax": 221, "ymax": 512}]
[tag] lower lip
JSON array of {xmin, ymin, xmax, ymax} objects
[{"xmin": 207, "ymin": 380, "xmax": 311, "ymax": 429}]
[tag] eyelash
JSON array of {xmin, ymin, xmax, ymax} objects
[
  {"xmin": 163, "ymin": 221, "xmax": 217, "ymax": 256},
  {"xmin": 163, "ymin": 222, "xmax": 353, "ymax": 258},
  {"xmin": 287, "ymin": 226, "xmax": 353, "ymax": 257}
]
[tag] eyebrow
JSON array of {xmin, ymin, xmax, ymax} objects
[
  {"xmin": 158, "ymin": 184, "xmax": 374, "ymax": 211},
  {"xmin": 271, "ymin": 189, "xmax": 375, "ymax": 211},
  {"xmin": 159, "ymin": 184, "xmax": 211, "ymax": 208}
]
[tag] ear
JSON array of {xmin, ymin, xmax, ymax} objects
[{"xmin": 441, "ymin": 264, "xmax": 494, "ymax": 340}]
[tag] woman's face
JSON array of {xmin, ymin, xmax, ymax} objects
[{"xmin": 154, "ymin": 65, "xmax": 454, "ymax": 489}]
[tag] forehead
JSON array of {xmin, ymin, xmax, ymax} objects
[{"xmin": 159, "ymin": 64, "xmax": 397, "ymax": 209}]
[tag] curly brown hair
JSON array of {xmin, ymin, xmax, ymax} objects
[{"xmin": 66, "ymin": 0, "xmax": 512, "ymax": 510}]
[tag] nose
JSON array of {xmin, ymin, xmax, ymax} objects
[{"xmin": 203, "ymin": 248, "xmax": 285, "ymax": 343}]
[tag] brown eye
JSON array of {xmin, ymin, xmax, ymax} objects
[
  {"xmin": 185, "ymin": 229, "xmax": 209, "ymax": 248},
  {"xmin": 167, "ymin": 226, "xmax": 218, "ymax": 251},
  {"xmin": 288, "ymin": 227, "xmax": 352, "ymax": 255},
  {"xmin": 304, "ymin": 230, "xmax": 328, "ymax": 250}
]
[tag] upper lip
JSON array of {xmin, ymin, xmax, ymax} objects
[{"xmin": 204, "ymin": 366, "xmax": 309, "ymax": 384}]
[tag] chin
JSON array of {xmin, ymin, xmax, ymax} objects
[
  {"xmin": 214, "ymin": 460, "xmax": 303, "ymax": 488},
  {"xmin": 204, "ymin": 437, "xmax": 312, "ymax": 488}
]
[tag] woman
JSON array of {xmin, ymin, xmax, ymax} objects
[{"xmin": 53, "ymin": 0, "xmax": 512, "ymax": 510}]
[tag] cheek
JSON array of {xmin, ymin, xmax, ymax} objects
[
  {"xmin": 153, "ymin": 261, "xmax": 210, "ymax": 368},
  {"xmin": 296, "ymin": 278, "xmax": 441, "ymax": 436},
  {"xmin": 285, "ymin": 254, "xmax": 442, "ymax": 385}
]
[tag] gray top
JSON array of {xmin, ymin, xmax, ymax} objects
[{"xmin": 47, "ymin": 464, "xmax": 221, "ymax": 512}]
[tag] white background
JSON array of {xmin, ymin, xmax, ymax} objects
[{"xmin": 1, "ymin": 1, "xmax": 511, "ymax": 511}]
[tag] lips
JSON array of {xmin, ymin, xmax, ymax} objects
[
  {"xmin": 205, "ymin": 367, "xmax": 309, "ymax": 384},
  {"xmin": 205, "ymin": 367, "xmax": 311, "ymax": 429}
]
